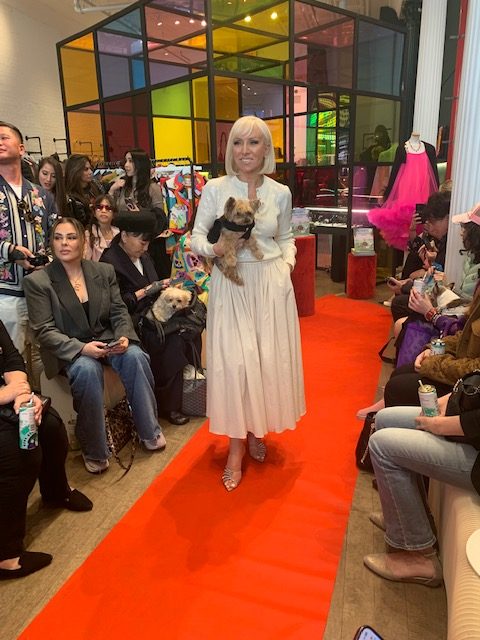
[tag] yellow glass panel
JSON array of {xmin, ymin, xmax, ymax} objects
[
  {"xmin": 213, "ymin": 27, "xmax": 280, "ymax": 55},
  {"xmin": 67, "ymin": 111, "xmax": 104, "ymax": 162},
  {"xmin": 61, "ymin": 47, "xmax": 98, "ymax": 107},
  {"xmin": 153, "ymin": 118, "xmax": 193, "ymax": 159},
  {"xmin": 193, "ymin": 77, "xmax": 209, "ymax": 119},
  {"xmin": 246, "ymin": 41, "xmax": 289, "ymax": 62},
  {"xmin": 266, "ymin": 118, "xmax": 284, "ymax": 161},
  {"xmin": 232, "ymin": 2, "xmax": 289, "ymax": 37},
  {"xmin": 178, "ymin": 34, "xmax": 208, "ymax": 50},
  {"xmin": 66, "ymin": 33, "xmax": 95, "ymax": 52},
  {"xmin": 214, "ymin": 77, "xmax": 239, "ymax": 121},
  {"xmin": 194, "ymin": 121, "xmax": 210, "ymax": 163}
]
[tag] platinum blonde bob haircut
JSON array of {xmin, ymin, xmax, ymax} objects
[{"xmin": 224, "ymin": 116, "xmax": 276, "ymax": 176}]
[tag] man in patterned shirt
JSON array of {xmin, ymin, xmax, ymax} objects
[{"xmin": 0, "ymin": 121, "xmax": 56, "ymax": 369}]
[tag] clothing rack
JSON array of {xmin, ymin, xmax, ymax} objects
[
  {"xmin": 52, "ymin": 138, "xmax": 68, "ymax": 158},
  {"xmin": 25, "ymin": 135, "xmax": 43, "ymax": 158}
]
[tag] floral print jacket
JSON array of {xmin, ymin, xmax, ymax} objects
[{"xmin": 0, "ymin": 176, "xmax": 56, "ymax": 296}]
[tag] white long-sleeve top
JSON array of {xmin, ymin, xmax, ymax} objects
[{"xmin": 191, "ymin": 175, "xmax": 297, "ymax": 269}]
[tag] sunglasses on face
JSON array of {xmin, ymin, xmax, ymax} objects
[{"xmin": 95, "ymin": 204, "xmax": 113, "ymax": 212}]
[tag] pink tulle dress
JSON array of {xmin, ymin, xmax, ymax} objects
[{"xmin": 367, "ymin": 151, "xmax": 438, "ymax": 250}]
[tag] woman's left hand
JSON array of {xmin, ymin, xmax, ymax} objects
[
  {"xmin": 415, "ymin": 413, "xmax": 464, "ymax": 437},
  {"xmin": 108, "ymin": 336, "xmax": 128, "ymax": 355},
  {"xmin": 414, "ymin": 348, "xmax": 432, "ymax": 371},
  {"xmin": 14, "ymin": 394, "xmax": 43, "ymax": 425}
]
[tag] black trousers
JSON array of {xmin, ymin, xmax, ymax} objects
[
  {"xmin": 0, "ymin": 409, "xmax": 69, "ymax": 560},
  {"xmin": 384, "ymin": 363, "xmax": 454, "ymax": 408}
]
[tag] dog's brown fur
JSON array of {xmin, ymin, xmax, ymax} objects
[
  {"xmin": 149, "ymin": 286, "xmax": 191, "ymax": 322},
  {"xmin": 217, "ymin": 197, "xmax": 263, "ymax": 285}
]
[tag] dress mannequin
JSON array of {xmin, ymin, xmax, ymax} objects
[{"xmin": 367, "ymin": 132, "xmax": 439, "ymax": 250}]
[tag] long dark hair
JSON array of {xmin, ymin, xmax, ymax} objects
[
  {"xmin": 462, "ymin": 222, "xmax": 480, "ymax": 265},
  {"xmin": 124, "ymin": 148, "xmax": 153, "ymax": 208},
  {"xmin": 65, "ymin": 154, "xmax": 101, "ymax": 205},
  {"xmin": 87, "ymin": 194, "xmax": 117, "ymax": 250},
  {"xmin": 37, "ymin": 156, "xmax": 67, "ymax": 214}
]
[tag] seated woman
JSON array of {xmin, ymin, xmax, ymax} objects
[
  {"xmin": 364, "ymin": 394, "xmax": 479, "ymax": 586},
  {"xmin": 23, "ymin": 218, "xmax": 166, "ymax": 474},
  {"xmin": 0, "ymin": 320, "xmax": 92, "ymax": 580},
  {"xmin": 84, "ymin": 194, "xmax": 120, "ymax": 262},
  {"xmin": 358, "ymin": 280, "xmax": 480, "ymax": 417},
  {"xmin": 100, "ymin": 211, "xmax": 192, "ymax": 426}
]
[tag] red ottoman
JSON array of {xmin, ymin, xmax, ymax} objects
[
  {"xmin": 291, "ymin": 234, "xmax": 315, "ymax": 317},
  {"xmin": 346, "ymin": 252, "xmax": 377, "ymax": 299}
]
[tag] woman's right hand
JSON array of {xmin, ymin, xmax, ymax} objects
[
  {"xmin": 81, "ymin": 341, "xmax": 108, "ymax": 359},
  {"xmin": 414, "ymin": 348, "xmax": 432, "ymax": 371},
  {"xmin": 109, "ymin": 178, "xmax": 125, "ymax": 194},
  {"xmin": 408, "ymin": 288, "xmax": 434, "ymax": 315}
]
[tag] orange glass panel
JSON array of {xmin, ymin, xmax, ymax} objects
[
  {"xmin": 194, "ymin": 121, "xmax": 210, "ymax": 163},
  {"xmin": 193, "ymin": 77, "xmax": 209, "ymax": 119},
  {"xmin": 265, "ymin": 118, "xmax": 284, "ymax": 162},
  {"xmin": 153, "ymin": 118, "xmax": 193, "ymax": 159},
  {"xmin": 214, "ymin": 77, "xmax": 239, "ymax": 121},
  {"xmin": 67, "ymin": 109, "xmax": 104, "ymax": 162},
  {"xmin": 61, "ymin": 35, "xmax": 98, "ymax": 107}
]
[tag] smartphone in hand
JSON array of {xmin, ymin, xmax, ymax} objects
[
  {"xmin": 105, "ymin": 339, "xmax": 121, "ymax": 349},
  {"xmin": 353, "ymin": 625, "xmax": 384, "ymax": 640}
]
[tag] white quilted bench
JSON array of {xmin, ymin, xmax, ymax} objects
[{"xmin": 429, "ymin": 480, "xmax": 480, "ymax": 640}]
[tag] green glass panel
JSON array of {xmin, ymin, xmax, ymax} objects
[
  {"xmin": 251, "ymin": 41, "xmax": 289, "ymax": 62},
  {"xmin": 105, "ymin": 9, "xmax": 142, "ymax": 36},
  {"xmin": 254, "ymin": 65, "xmax": 284, "ymax": 79},
  {"xmin": 340, "ymin": 94, "xmax": 350, "ymax": 107},
  {"xmin": 317, "ymin": 128, "xmax": 336, "ymax": 165},
  {"xmin": 210, "ymin": 0, "xmax": 274, "ymax": 22},
  {"xmin": 308, "ymin": 113, "xmax": 318, "ymax": 127},
  {"xmin": 232, "ymin": 3, "xmax": 289, "ymax": 37},
  {"xmin": 212, "ymin": 27, "xmax": 280, "ymax": 55},
  {"xmin": 318, "ymin": 111, "xmax": 336, "ymax": 128},
  {"xmin": 354, "ymin": 96, "xmax": 400, "ymax": 162},
  {"xmin": 151, "ymin": 82, "xmax": 191, "ymax": 117}
]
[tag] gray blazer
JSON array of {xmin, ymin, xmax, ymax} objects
[{"xmin": 23, "ymin": 259, "xmax": 138, "ymax": 379}]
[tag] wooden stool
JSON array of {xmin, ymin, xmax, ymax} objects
[{"xmin": 40, "ymin": 367, "xmax": 125, "ymax": 450}]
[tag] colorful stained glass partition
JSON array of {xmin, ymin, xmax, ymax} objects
[{"xmin": 58, "ymin": 0, "xmax": 407, "ymax": 216}]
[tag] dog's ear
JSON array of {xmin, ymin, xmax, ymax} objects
[
  {"xmin": 250, "ymin": 199, "xmax": 261, "ymax": 213},
  {"xmin": 224, "ymin": 196, "xmax": 236, "ymax": 216}
]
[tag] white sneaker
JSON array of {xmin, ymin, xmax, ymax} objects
[
  {"xmin": 143, "ymin": 431, "xmax": 166, "ymax": 451},
  {"xmin": 82, "ymin": 454, "xmax": 109, "ymax": 474}
]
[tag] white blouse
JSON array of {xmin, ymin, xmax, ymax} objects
[{"xmin": 191, "ymin": 175, "xmax": 296, "ymax": 269}]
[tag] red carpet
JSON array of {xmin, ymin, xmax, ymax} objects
[{"xmin": 20, "ymin": 295, "xmax": 390, "ymax": 640}]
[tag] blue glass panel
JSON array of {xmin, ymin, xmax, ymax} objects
[
  {"xmin": 105, "ymin": 9, "xmax": 142, "ymax": 36},
  {"xmin": 131, "ymin": 58, "xmax": 146, "ymax": 89}
]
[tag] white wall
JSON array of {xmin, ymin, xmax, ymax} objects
[{"xmin": 0, "ymin": 2, "xmax": 68, "ymax": 157}]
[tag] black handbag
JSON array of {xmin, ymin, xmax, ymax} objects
[
  {"xmin": 446, "ymin": 370, "xmax": 480, "ymax": 416},
  {"xmin": 138, "ymin": 292, "xmax": 207, "ymax": 345},
  {"xmin": 355, "ymin": 412, "xmax": 376, "ymax": 472}
]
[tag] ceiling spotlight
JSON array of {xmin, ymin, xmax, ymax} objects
[
  {"xmin": 157, "ymin": 21, "xmax": 162, "ymax": 26},
  {"xmin": 164, "ymin": 52, "xmax": 169, "ymax": 56},
  {"xmin": 244, "ymin": 15, "xmax": 252, "ymax": 22},
  {"xmin": 271, "ymin": 11, "xmax": 278, "ymax": 19},
  {"xmin": 201, "ymin": 19, "xmax": 207, "ymax": 26},
  {"xmin": 189, "ymin": 18, "xmax": 195, "ymax": 23},
  {"xmin": 247, "ymin": 86, "xmax": 251, "ymax": 91},
  {"xmin": 174, "ymin": 20, "xmax": 180, "ymax": 25}
]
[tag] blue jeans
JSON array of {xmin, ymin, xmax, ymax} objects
[
  {"xmin": 65, "ymin": 345, "xmax": 161, "ymax": 460},
  {"xmin": 369, "ymin": 406, "xmax": 477, "ymax": 550}
]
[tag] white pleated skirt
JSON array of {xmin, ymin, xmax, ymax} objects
[{"xmin": 206, "ymin": 257, "xmax": 306, "ymax": 439}]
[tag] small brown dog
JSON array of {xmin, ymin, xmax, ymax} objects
[
  {"xmin": 217, "ymin": 197, "xmax": 263, "ymax": 285},
  {"xmin": 149, "ymin": 286, "xmax": 192, "ymax": 322}
]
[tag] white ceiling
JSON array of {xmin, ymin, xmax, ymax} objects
[{"xmin": 3, "ymin": 0, "xmax": 138, "ymax": 39}]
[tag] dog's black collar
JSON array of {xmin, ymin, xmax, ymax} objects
[{"xmin": 220, "ymin": 216, "xmax": 255, "ymax": 239}]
